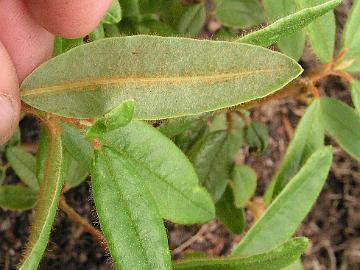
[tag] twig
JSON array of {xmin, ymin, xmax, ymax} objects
[
  {"xmin": 59, "ymin": 195, "xmax": 108, "ymax": 251},
  {"xmin": 171, "ymin": 225, "xmax": 208, "ymax": 256}
]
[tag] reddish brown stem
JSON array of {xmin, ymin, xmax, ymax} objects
[{"xmin": 59, "ymin": 196, "xmax": 108, "ymax": 251}]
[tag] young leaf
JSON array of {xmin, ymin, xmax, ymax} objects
[
  {"xmin": 245, "ymin": 121, "xmax": 268, "ymax": 155},
  {"xmin": 177, "ymin": 4, "xmax": 206, "ymax": 37},
  {"xmin": 319, "ymin": 97, "xmax": 360, "ymax": 161},
  {"xmin": 263, "ymin": 0, "xmax": 306, "ymax": 60},
  {"xmin": 20, "ymin": 125, "xmax": 64, "ymax": 270},
  {"xmin": 0, "ymin": 128, "xmax": 21, "ymax": 154},
  {"xmin": 92, "ymin": 147, "xmax": 172, "ymax": 270},
  {"xmin": 159, "ymin": 114, "xmax": 206, "ymax": 138},
  {"xmin": 215, "ymin": 185, "xmax": 246, "ymax": 234},
  {"xmin": 60, "ymin": 122, "xmax": 94, "ymax": 171},
  {"xmin": 271, "ymin": 100, "xmax": 324, "ymax": 200},
  {"xmin": 232, "ymin": 146, "xmax": 332, "ymax": 256},
  {"xmin": 6, "ymin": 146, "xmax": 39, "ymax": 191},
  {"xmin": 237, "ymin": 0, "xmax": 340, "ymax": 49},
  {"xmin": 21, "ymin": 35, "xmax": 302, "ymax": 119},
  {"xmin": 119, "ymin": 0, "xmax": 141, "ymax": 20},
  {"xmin": 231, "ymin": 165, "xmax": 257, "ymax": 208},
  {"xmin": 174, "ymin": 237, "xmax": 308, "ymax": 270},
  {"xmin": 102, "ymin": 0, "xmax": 122, "ymax": 25},
  {"xmin": 86, "ymin": 99, "xmax": 135, "ymax": 139},
  {"xmin": 296, "ymin": 0, "xmax": 337, "ymax": 63},
  {"xmin": 175, "ymin": 118, "xmax": 209, "ymax": 153},
  {"xmin": 0, "ymin": 185, "xmax": 37, "ymax": 211},
  {"xmin": 89, "ymin": 24, "xmax": 106, "ymax": 41},
  {"xmin": 351, "ymin": 79, "xmax": 360, "ymax": 113},
  {"xmin": 100, "ymin": 120, "xmax": 215, "ymax": 224},
  {"xmin": 214, "ymin": 0, "xmax": 264, "ymax": 28},
  {"xmin": 341, "ymin": 0, "xmax": 360, "ymax": 72}
]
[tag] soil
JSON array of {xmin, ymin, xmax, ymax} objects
[{"xmin": 1, "ymin": 1, "xmax": 359, "ymax": 269}]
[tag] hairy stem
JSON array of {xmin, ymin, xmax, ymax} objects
[{"xmin": 59, "ymin": 195, "xmax": 108, "ymax": 251}]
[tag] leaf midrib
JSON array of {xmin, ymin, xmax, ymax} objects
[{"xmin": 21, "ymin": 68, "xmax": 289, "ymax": 97}]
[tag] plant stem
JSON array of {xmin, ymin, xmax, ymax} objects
[{"xmin": 59, "ymin": 195, "xmax": 108, "ymax": 251}]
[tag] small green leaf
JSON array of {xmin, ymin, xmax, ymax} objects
[
  {"xmin": 89, "ymin": 23, "xmax": 106, "ymax": 41},
  {"xmin": 102, "ymin": 0, "xmax": 122, "ymax": 24},
  {"xmin": 351, "ymin": 80, "xmax": 360, "ymax": 113},
  {"xmin": 119, "ymin": 0, "xmax": 141, "ymax": 20},
  {"xmin": 53, "ymin": 37, "xmax": 84, "ymax": 57},
  {"xmin": 135, "ymin": 18, "xmax": 176, "ymax": 36},
  {"xmin": 232, "ymin": 146, "xmax": 332, "ymax": 256},
  {"xmin": 214, "ymin": 0, "xmax": 264, "ymax": 28},
  {"xmin": 6, "ymin": 147, "xmax": 39, "ymax": 191},
  {"xmin": 175, "ymin": 119, "xmax": 209, "ymax": 152},
  {"xmin": 20, "ymin": 127, "xmax": 64, "ymax": 270},
  {"xmin": 0, "ymin": 128, "xmax": 21, "ymax": 153},
  {"xmin": 0, "ymin": 185, "xmax": 37, "ymax": 211},
  {"xmin": 92, "ymin": 147, "xmax": 172, "ymax": 270},
  {"xmin": 61, "ymin": 123, "xmax": 94, "ymax": 171},
  {"xmin": 21, "ymin": 36, "xmax": 302, "ymax": 120},
  {"xmin": 238, "ymin": 0, "xmax": 340, "ymax": 50},
  {"xmin": 296, "ymin": 0, "xmax": 337, "ymax": 63},
  {"xmin": 100, "ymin": 120, "xmax": 215, "ymax": 224},
  {"xmin": 263, "ymin": 0, "xmax": 306, "ymax": 60},
  {"xmin": 63, "ymin": 149, "xmax": 88, "ymax": 189},
  {"xmin": 159, "ymin": 115, "xmax": 206, "ymax": 138},
  {"xmin": 319, "ymin": 97, "xmax": 360, "ymax": 161},
  {"xmin": 215, "ymin": 185, "xmax": 246, "ymax": 234},
  {"xmin": 245, "ymin": 121, "xmax": 268, "ymax": 155},
  {"xmin": 341, "ymin": 0, "xmax": 360, "ymax": 72},
  {"xmin": 174, "ymin": 237, "xmax": 308, "ymax": 270},
  {"xmin": 86, "ymin": 99, "xmax": 135, "ymax": 139},
  {"xmin": 177, "ymin": 4, "xmax": 206, "ymax": 37},
  {"xmin": 271, "ymin": 100, "xmax": 324, "ymax": 200},
  {"xmin": 189, "ymin": 115, "xmax": 244, "ymax": 202},
  {"xmin": 231, "ymin": 165, "xmax": 257, "ymax": 208}
]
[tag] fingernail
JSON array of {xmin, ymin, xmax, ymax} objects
[{"xmin": 0, "ymin": 94, "xmax": 17, "ymax": 145}]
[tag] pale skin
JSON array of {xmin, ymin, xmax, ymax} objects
[{"xmin": 0, "ymin": 0, "xmax": 112, "ymax": 144}]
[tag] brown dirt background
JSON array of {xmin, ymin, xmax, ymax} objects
[{"xmin": 1, "ymin": 1, "xmax": 359, "ymax": 269}]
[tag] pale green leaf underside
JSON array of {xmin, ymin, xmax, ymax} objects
[
  {"xmin": 100, "ymin": 120, "xmax": 215, "ymax": 224},
  {"xmin": 174, "ymin": 237, "xmax": 308, "ymax": 270},
  {"xmin": 20, "ymin": 130, "xmax": 64, "ymax": 270},
  {"xmin": 238, "ymin": 0, "xmax": 340, "ymax": 49},
  {"xmin": 92, "ymin": 147, "xmax": 171, "ymax": 270},
  {"xmin": 232, "ymin": 147, "xmax": 332, "ymax": 257},
  {"xmin": 283, "ymin": 259, "xmax": 304, "ymax": 270},
  {"xmin": 319, "ymin": 97, "xmax": 360, "ymax": 162},
  {"xmin": 21, "ymin": 35, "xmax": 302, "ymax": 119}
]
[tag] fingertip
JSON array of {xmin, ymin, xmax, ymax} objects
[
  {"xmin": 0, "ymin": 42, "xmax": 21, "ymax": 145},
  {"xmin": 26, "ymin": 0, "xmax": 113, "ymax": 38}
]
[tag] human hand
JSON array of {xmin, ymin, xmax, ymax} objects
[{"xmin": 0, "ymin": 0, "xmax": 112, "ymax": 144}]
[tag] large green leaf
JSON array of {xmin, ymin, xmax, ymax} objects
[
  {"xmin": 6, "ymin": 146, "xmax": 39, "ymax": 191},
  {"xmin": 341, "ymin": 0, "xmax": 360, "ymax": 72},
  {"xmin": 0, "ymin": 185, "xmax": 37, "ymax": 210},
  {"xmin": 232, "ymin": 146, "xmax": 332, "ymax": 256},
  {"xmin": 53, "ymin": 37, "xmax": 84, "ymax": 57},
  {"xmin": 214, "ymin": 0, "xmax": 264, "ymax": 28},
  {"xmin": 215, "ymin": 185, "xmax": 246, "ymax": 234},
  {"xmin": 174, "ymin": 237, "xmax": 308, "ymax": 270},
  {"xmin": 238, "ymin": 0, "xmax": 340, "ymax": 49},
  {"xmin": 296, "ymin": 0, "xmax": 336, "ymax": 63},
  {"xmin": 99, "ymin": 120, "xmax": 215, "ymax": 224},
  {"xmin": 283, "ymin": 259, "xmax": 304, "ymax": 270},
  {"xmin": 20, "ymin": 126, "xmax": 64, "ymax": 270},
  {"xmin": 231, "ymin": 165, "xmax": 257, "ymax": 208},
  {"xmin": 21, "ymin": 35, "xmax": 302, "ymax": 119},
  {"xmin": 92, "ymin": 146, "xmax": 171, "ymax": 270},
  {"xmin": 263, "ymin": 0, "xmax": 306, "ymax": 60},
  {"xmin": 319, "ymin": 97, "xmax": 360, "ymax": 161},
  {"xmin": 271, "ymin": 100, "xmax": 324, "ymax": 200},
  {"xmin": 351, "ymin": 79, "xmax": 360, "ymax": 113}
]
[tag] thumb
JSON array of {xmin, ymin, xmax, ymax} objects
[{"xmin": 0, "ymin": 41, "xmax": 20, "ymax": 145}]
